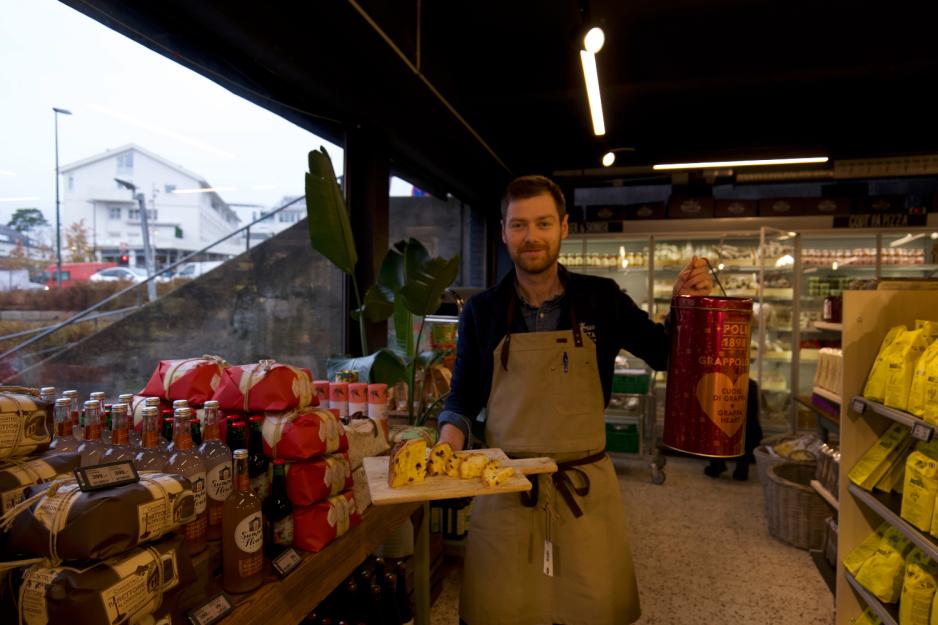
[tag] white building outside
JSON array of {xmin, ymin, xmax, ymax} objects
[
  {"xmin": 229, "ymin": 195, "xmax": 304, "ymax": 248},
  {"xmin": 59, "ymin": 144, "xmax": 242, "ymax": 269}
]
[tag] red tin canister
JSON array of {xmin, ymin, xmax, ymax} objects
[{"xmin": 663, "ymin": 295, "xmax": 753, "ymax": 457}]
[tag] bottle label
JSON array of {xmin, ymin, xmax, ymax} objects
[
  {"xmin": 272, "ymin": 515, "xmax": 294, "ymax": 546},
  {"xmin": 251, "ymin": 474, "xmax": 270, "ymax": 500},
  {"xmin": 186, "ymin": 514, "xmax": 208, "ymax": 542},
  {"xmin": 235, "ymin": 511, "xmax": 263, "ymax": 553},
  {"xmin": 190, "ymin": 471, "xmax": 207, "ymax": 514},
  {"xmin": 207, "ymin": 463, "xmax": 233, "ymax": 502},
  {"xmin": 238, "ymin": 552, "xmax": 263, "ymax": 578}
]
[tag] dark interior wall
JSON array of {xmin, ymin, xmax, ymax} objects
[{"xmin": 9, "ymin": 220, "xmax": 344, "ymax": 396}]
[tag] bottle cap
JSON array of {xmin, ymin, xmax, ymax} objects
[
  {"xmin": 40, "ymin": 387, "xmax": 56, "ymax": 395},
  {"xmin": 233, "ymin": 449, "xmax": 248, "ymax": 459},
  {"xmin": 55, "ymin": 398, "xmax": 71, "ymax": 406},
  {"xmin": 249, "ymin": 415, "xmax": 264, "ymax": 423},
  {"xmin": 273, "ymin": 458, "xmax": 286, "ymax": 465},
  {"xmin": 146, "ymin": 397, "xmax": 162, "ymax": 407},
  {"xmin": 111, "ymin": 403, "xmax": 128, "ymax": 415},
  {"xmin": 63, "ymin": 390, "xmax": 78, "ymax": 398},
  {"xmin": 83, "ymin": 400, "xmax": 100, "ymax": 409},
  {"xmin": 142, "ymin": 406, "xmax": 159, "ymax": 417},
  {"xmin": 172, "ymin": 400, "xmax": 189, "ymax": 408},
  {"xmin": 174, "ymin": 407, "xmax": 193, "ymax": 418},
  {"xmin": 118, "ymin": 394, "xmax": 134, "ymax": 403},
  {"xmin": 203, "ymin": 400, "xmax": 219, "ymax": 409},
  {"xmin": 231, "ymin": 420, "xmax": 246, "ymax": 428}
]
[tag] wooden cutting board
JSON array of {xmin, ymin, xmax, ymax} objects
[{"xmin": 364, "ymin": 448, "xmax": 557, "ymax": 505}]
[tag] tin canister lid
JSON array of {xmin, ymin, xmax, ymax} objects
[{"xmin": 671, "ymin": 295, "xmax": 753, "ymax": 311}]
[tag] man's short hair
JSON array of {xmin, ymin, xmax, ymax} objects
[{"xmin": 501, "ymin": 175, "xmax": 566, "ymax": 220}]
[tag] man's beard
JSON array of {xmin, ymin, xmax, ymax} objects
[{"xmin": 512, "ymin": 244, "xmax": 559, "ymax": 274}]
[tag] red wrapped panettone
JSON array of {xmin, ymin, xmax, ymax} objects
[
  {"xmin": 293, "ymin": 491, "xmax": 360, "ymax": 553},
  {"xmin": 212, "ymin": 359, "xmax": 315, "ymax": 413},
  {"xmin": 262, "ymin": 407, "xmax": 348, "ymax": 460},
  {"xmin": 140, "ymin": 356, "xmax": 228, "ymax": 404},
  {"xmin": 285, "ymin": 452, "xmax": 353, "ymax": 506}
]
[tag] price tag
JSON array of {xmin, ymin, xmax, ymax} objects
[
  {"xmin": 73, "ymin": 460, "xmax": 139, "ymax": 492},
  {"xmin": 912, "ymin": 422, "xmax": 935, "ymax": 443},
  {"xmin": 188, "ymin": 593, "xmax": 234, "ymax": 625},
  {"xmin": 851, "ymin": 398, "xmax": 867, "ymax": 415},
  {"xmin": 272, "ymin": 547, "xmax": 303, "ymax": 578}
]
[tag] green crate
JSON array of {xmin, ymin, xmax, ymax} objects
[
  {"xmin": 612, "ymin": 373, "xmax": 650, "ymax": 394},
  {"xmin": 605, "ymin": 421, "xmax": 640, "ymax": 453}
]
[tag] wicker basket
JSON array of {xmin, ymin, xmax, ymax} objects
[{"xmin": 765, "ymin": 462, "xmax": 830, "ymax": 550}]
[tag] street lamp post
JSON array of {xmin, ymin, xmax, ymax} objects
[
  {"xmin": 115, "ymin": 178, "xmax": 157, "ymax": 303},
  {"xmin": 53, "ymin": 107, "xmax": 72, "ymax": 288}
]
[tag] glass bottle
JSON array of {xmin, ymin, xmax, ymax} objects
[
  {"xmin": 263, "ymin": 458, "xmax": 293, "ymax": 558},
  {"xmin": 118, "ymin": 393, "xmax": 140, "ymax": 448},
  {"xmin": 394, "ymin": 561, "xmax": 413, "ymax": 625},
  {"xmin": 63, "ymin": 389, "xmax": 80, "ymax": 432},
  {"xmin": 78, "ymin": 400, "xmax": 106, "ymax": 466},
  {"xmin": 49, "ymin": 397, "xmax": 79, "ymax": 453},
  {"xmin": 39, "ymin": 386, "xmax": 57, "ymax": 404},
  {"xmin": 161, "ymin": 414, "xmax": 175, "ymax": 454},
  {"xmin": 134, "ymin": 406, "xmax": 167, "ymax": 472},
  {"xmin": 103, "ymin": 403, "xmax": 135, "ymax": 462},
  {"xmin": 227, "ymin": 420, "xmax": 247, "ymax": 452},
  {"xmin": 164, "ymin": 407, "xmax": 208, "ymax": 555},
  {"xmin": 248, "ymin": 416, "xmax": 270, "ymax": 500},
  {"xmin": 222, "ymin": 448, "xmax": 263, "ymax": 594},
  {"xmin": 191, "ymin": 416, "xmax": 203, "ymax": 447},
  {"xmin": 89, "ymin": 392, "xmax": 108, "ymax": 442},
  {"xmin": 199, "ymin": 400, "xmax": 232, "ymax": 541}
]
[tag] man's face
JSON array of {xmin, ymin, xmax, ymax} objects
[{"xmin": 501, "ymin": 193, "xmax": 568, "ymax": 276}]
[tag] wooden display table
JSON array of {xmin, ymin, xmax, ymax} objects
[{"xmin": 182, "ymin": 501, "xmax": 429, "ymax": 625}]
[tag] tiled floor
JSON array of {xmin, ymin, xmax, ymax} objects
[{"xmin": 431, "ymin": 454, "xmax": 834, "ymax": 625}]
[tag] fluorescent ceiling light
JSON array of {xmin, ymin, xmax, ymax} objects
[
  {"xmin": 580, "ymin": 50, "xmax": 605, "ymax": 136},
  {"xmin": 584, "ymin": 27, "xmax": 605, "ymax": 54},
  {"xmin": 653, "ymin": 156, "xmax": 829, "ymax": 171},
  {"xmin": 0, "ymin": 170, "xmax": 16, "ymax": 176},
  {"xmin": 889, "ymin": 233, "xmax": 925, "ymax": 248},
  {"xmin": 0, "ymin": 196, "xmax": 40, "ymax": 202},
  {"xmin": 602, "ymin": 151, "xmax": 615, "ymax": 167},
  {"xmin": 172, "ymin": 186, "xmax": 235, "ymax": 194}
]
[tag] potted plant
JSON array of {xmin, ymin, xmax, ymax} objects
[{"xmin": 305, "ymin": 147, "xmax": 459, "ymax": 431}]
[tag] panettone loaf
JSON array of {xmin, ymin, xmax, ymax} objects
[
  {"xmin": 458, "ymin": 453, "xmax": 489, "ymax": 479},
  {"xmin": 481, "ymin": 460, "xmax": 515, "ymax": 487},
  {"xmin": 387, "ymin": 439, "xmax": 427, "ymax": 487},
  {"xmin": 427, "ymin": 442, "xmax": 454, "ymax": 476}
]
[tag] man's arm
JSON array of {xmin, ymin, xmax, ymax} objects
[{"xmin": 437, "ymin": 298, "xmax": 484, "ymax": 451}]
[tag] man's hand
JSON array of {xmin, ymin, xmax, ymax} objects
[
  {"xmin": 672, "ymin": 256, "xmax": 714, "ymax": 297},
  {"xmin": 438, "ymin": 423, "xmax": 466, "ymax": 451}
]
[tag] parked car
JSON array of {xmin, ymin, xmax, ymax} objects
[
  {"xmin": 176, "ymin": 260, "xmax": 225, "ymax": 279},
  {"xmin": 89, "ymin": 267, "xmax": 149, "ymax": 283},
  {"xmin": 40, "ymin": 262, "xmax": 116, "ymax": 288}
]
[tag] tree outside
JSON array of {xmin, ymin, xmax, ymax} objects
[
  {"xmin": 7, "ymin": 208, "xmax": 48, "ymax": 234},
  {"xmin": 65, "ymin": 220, "xmax": 97, "ymax": 262}
]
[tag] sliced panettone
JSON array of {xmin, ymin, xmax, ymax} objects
[
  {"xmin": 427, "ymin": 442, "xmax": 454, "ymax": 476},
  {"xmin": 481, "ymin": 460, "xmax": 515, "ymax": 487},
  {"xmin": 444, "ymin": 455, "xmax": 463, "ymax": 478},
  {"xmin": 387, "ymin": 439, "xmax": 428, "ymax": 487},
  {"xmin": 458, "ymin": 453, "xmax": 489, "ymax": 479}
]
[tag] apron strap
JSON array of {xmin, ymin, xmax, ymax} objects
[{"xmin": 519, "ymin": 450, "xmax": 606, "ymax": 518}]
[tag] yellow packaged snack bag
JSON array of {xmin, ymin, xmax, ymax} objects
[
  {"xmin": 878, "ymin": 453, "xmax": 909, "ymax": 494},
  {"xmin": 911, "ymin": 340, "xmax": 938, "ymax": 418},
  {"xmin": 886, "ymin": 325, "xmax": 933, "ymax": 411},
  {"xmin": 845, "ymin": 522, "xmax": 891, "ymax": 576},
  {"xmin": 855, "ymin": 525, "xmax": 914, "ymax": 603},
  {"xmin": 866, "ymin": 325, "xmax": 910, "ymax": 402},
  {"xmin": 924, "ymin": 354, "xmax": 938, "ymax": 427},
  {"xmin": 903, "ymin": 451, "xmax": 938, "ymax": 532},
  {"xmin": 852, "ymin": 607, "xmax": 883, "ymax": 625},
  {"xmin": 849, "ymin": 423, "xmax": 913, "ymax": 491},
  {"xmin": 917, "ymin": 320, "xmax": 938, "ymax": 340},
  {"xmin": 901, "ymin": 548, "xmax": 938, "ymax": 625}
]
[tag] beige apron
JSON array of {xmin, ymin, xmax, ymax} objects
[{"xmin": 460, "ymin": 308, "xmax": 641, "ymax": 625}]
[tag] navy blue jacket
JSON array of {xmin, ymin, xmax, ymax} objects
[{"xmin": 440, "ymin": 265, "xmax": 672, "ymax": 443}]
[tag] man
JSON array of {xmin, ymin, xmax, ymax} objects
[{"xmin": 437, "ymin": 175, "xmax": 713, "ymax": 625}]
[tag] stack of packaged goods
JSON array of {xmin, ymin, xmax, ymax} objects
[
  {"xmin": 304, "ymin": 555, "xmax": 414, "ymax": 625},
  {"xmin": 0, "ymin": 386, "xmax": 200, "ymax": 625},
  {"xmin": 845, "ymin": 522, "xmax": 938, "ymax": 624},
  {"xmin": 863, "ymin": 321, "xmax": 938, "ymax": 418}
]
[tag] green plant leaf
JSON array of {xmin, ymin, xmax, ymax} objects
[
  {"xmin": 403, "ymin": 238, "xmax": 430, "ymax": 282},
  {"xmin": 416, "ymin": 348, "xmax": 452, "ymax": 369},
  {"xmin": 400, "ymin": 254, "xmax": 461, "ymax": 316},
  {"xmin": 353, "ymin": 284, "xmax": 395, "ymax": 323},
  {"xmin": 393, "ymin": 297, "xmax": 415, "ymax": 354},
  {"xmin": 377, "ymin": 243, "xmax": 406, "ymax": 291},
  {"xmin": 305, "ymin": 148, "xmax": 357, "ymax": 275},
  {"xmin": 326, "ymin": 348, "xmax": 407, "ymax": 385}
]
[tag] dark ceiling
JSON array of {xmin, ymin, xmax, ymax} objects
[{"xmin": 63, "ymin": 0, "xmax": 938, "ymax": 208}]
